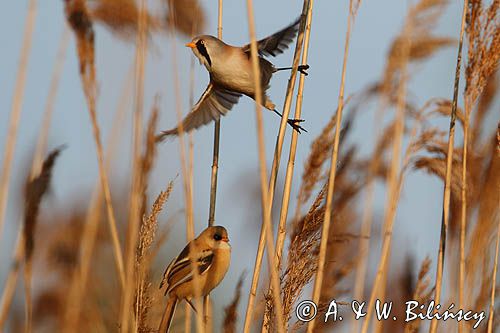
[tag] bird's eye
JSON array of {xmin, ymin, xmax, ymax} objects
[
  {"xmin": 214, "ymin": 234, "xmax": 222, "ymax": 241},
  {"xmin": 200, "ymin": 40, "xmax": 205, "ymax": 45}
]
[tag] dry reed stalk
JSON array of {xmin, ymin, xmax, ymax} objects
[
  {"xmin": 307, "ymin": 1, "xmax": 355, "ymax": 331},
  {"xmin": 0, "ymin": 0, "xmax": 36, "ymax": 243},
  {"xmin": 62, "ymin": 65, "xmax": 133, "ymax": 332},
  {"xmin": 204, "ymin": 2, "xmax": 224, "ymax": 330},
  {"xmin": 487, "ymin": 147, "xmax": 499, "ymax": 333},
  {"xmin": 120, "ymin": 0, "xmax": 147, "ymax": 330},
  {"xmin": 23, "ymin": 147, "xmax": 64, "ymax": 333},
  {"xmin": 243, "ymin": 1, "xmax": 285, "ymax": 332},
  {"xmin": 360, "ymin": 16, "xmax": 412, "ymax": 333},
  {"xmin": 64, "ymin": 0, "xmax": 126, "ymax": 289},
  {"xmin": 273, "ymin": 0, "xmax": 314, "ymax": 281},
  {"xmin": 243, "ymin": 1, "xmax": 309, "ymax": 330},
  {"xmin": 136, "ymin": 104, "xmax": 163, "ymax": 331},
  {"xmin": 0, "ymin": 27, "xmax": 69, "ymax": 329},
  {"xmin": 164, "ymin": 3, "xmax": 204, "ymax": 331},
  {"xmin": 0, "ymin": 230, "xmax": 24, "ymax": 328},
  {"xmin": 208, "ymin": 0, "xmax": 224, "ymax": 227},
  {"xmin": 261, "ymin": 1, "xmax": 314, "ymax": 330},
  {"xmin": 429, "ymin": 2, "xmax": 468, "ymax": 332},
  {"xmin": 459, "ymin": 115, "xmax": 469, "ymax": 333}
]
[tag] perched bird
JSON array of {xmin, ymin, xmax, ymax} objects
[
  {"xmin": 158, "ymin": 226, "xmax": 231, "ymax": 332},
  {"xmin": 157, "ymin": 16, "xmax": 309, "ymax": 141}
]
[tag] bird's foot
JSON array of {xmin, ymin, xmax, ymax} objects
[
  {"xmin": 298, "ymin": 64, "xmax": 310, "ymax": 75},
  {"xmin": 287, "ymin": 118, "xmax": 307, "ymax": 133}
]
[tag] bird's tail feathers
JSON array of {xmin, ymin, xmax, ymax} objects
[
  {"xmin": 264, "ymin": 98, "xmax": 275, "ymax": 111},
  {"xmin": 159, "ymin": 297, "xmax": 178, "ymax": 333},
  {"xmin": 155, "ymin": 129, "xmax": 178, "ymax": 143}
]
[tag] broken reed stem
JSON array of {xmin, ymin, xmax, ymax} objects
[
  {"xmin": 429, "ymin": 2, "xmax": 468, "ymax": 333},
  {"xmin": 0, "ymin": 0, "xmax": 36, "ymax": 242},
  {"xmin": 244, "ymin": 1, "xmax": 285, "ymax": 332},
  {"xmin": 487, "ymin": 149, "xmax": 500, "ymax": 333},
  {"xmin": 120, "ymin": 0, "xmax": 147, "ymax": 331},
  {"xmin": 243, "ymin": 2, "xmax": 309, "ymax": 330},
  {"xmin": 166, "ymin": 3, "xmax": 204, "ymax": 331},
  {"xmin": 0, "ymin": 26, "xmax": 69, "ymax": 330},
  {"xmin": 262, "ymin": 2, "xmax": 314, "ymax": 331},
  {"xmin": 307, "ymin": 1, "xmax": 354, "ymax": 331},
  {"xmin": 204, "ymin": 1, "xmax": 223, "ymax": 330},
  {"xmin": 208, "ymin": 0, "xmax": 223, "ymax": 227}
]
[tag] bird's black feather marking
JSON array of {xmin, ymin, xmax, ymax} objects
[{"xmin": 196, "ymin": 40, "xmax": 212, "ymax": 66}]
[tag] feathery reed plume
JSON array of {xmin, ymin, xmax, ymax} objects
[
  {"xmin": 136, "ymin": 183, "xmax": 174, "ymax": 332},
  {"xmin": 89, "ymin": 0, "xmax": 159, "ymax": 40},
  {"xmin": 164, "ymin": 0, "xmax": 206, "ymax": 36},
  {"xmin": 0, "ymin": 0, "xmax": 36, "ymax": 243},
  {"xmin": 223, "ymin": 273, "xmax": 245, "ymax": 333},
  {"xmin": 23, "ymin": 146, "xmax": 64, "ymax": 333},
  {"xmin": 308, "ymin": 1, "xmax": 357, "ymax": 330},
  {"xmin": 64, "ymin": 0, "xmax": 126, "ymax": 288}
]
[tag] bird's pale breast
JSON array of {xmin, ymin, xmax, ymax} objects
[{"xmin": 211, "ymin": 48, "xmax": 256, "ymax": 95}]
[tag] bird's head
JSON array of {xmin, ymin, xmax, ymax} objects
[
  {"xmin": 200, "ymin": 225, "xmax": 230, "ymax": 250},
  {"xmin": 186, "ymin": 35, "xmax": 224, "ymax": 71}
]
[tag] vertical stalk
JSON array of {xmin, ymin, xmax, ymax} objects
[
  {"xmin": 204, "ymin": 1, "xmax": 223, "ymax": 330},
  {"xmin": 261, "ymin": 3, "xmax": 314, "ymax": 331},
  {"xmin": 120, "ymin": 0, "xmax": 147, "ymax": 331},
  {"xmin": 0, "ymin": 0, "xmax": 37, "ymax": 242},
  {"xmin": 166, "ymin": 2, "xmax": 204, "ymax": 331},
  {"xmin": 487, "ymin": 141, "xmax": 500, "ymax": 333},
  {"xmin": 244, "ymin": 1, "xmax": 285, "ymax": 332},
  {"xmin": 307, "ymin": 1, "xmax": 354, "ymax": 331},
  {"xmin": 459, "ymin": 117, "xmax": 469, "ymax": 333},
  {"xmin": 208, "ymin": 0, "xmax": 224, "ymax": 226},
  {"xmin": 429, "ymin": 2, "xmax": 468, "ymax": 332},
  {"xmin": 243, "ymin": 2, "xmax": 310, "ymax": 330}
]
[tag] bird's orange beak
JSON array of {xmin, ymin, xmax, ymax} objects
[{"xmin": 185, "ymin": 42, "xmax": 196, "ymax": 49}]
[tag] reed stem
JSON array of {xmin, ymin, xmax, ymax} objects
[
  {"xmin": 429, "ymin": 2, "xmax": 468, "ymax": 332},
  {"xmin": 307, "ymin": 1, "xmax": 354, "ymax": 331}
]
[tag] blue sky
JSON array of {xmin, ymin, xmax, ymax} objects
[{"xmin": 1, "ymin": 0, "xmax": 485, "ymax": 331}]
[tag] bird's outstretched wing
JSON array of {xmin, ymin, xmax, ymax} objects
[
  {"xmin": 160, "ymin": 243, "xmax": 214, "ymax": 296},
  {"xmin": 242, "ymin": 16, "xmax": 301, "ymax": 57},
  {"xmin": 156, "ymin": 84, "xmax": 241, "ymax": 140}
]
